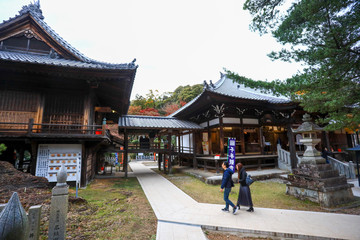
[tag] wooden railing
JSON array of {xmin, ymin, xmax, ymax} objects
[
  {"xmin": 328, "ymin": 156, "xmax": 356, "ymax": 179},
  {"xmin": 0, "ymin": 119, "xmax": 106, "ymax": 136}
]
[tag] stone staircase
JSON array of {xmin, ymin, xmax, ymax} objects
[{"xmin": 286, "ymin": 163, "xmax": 354, "ymax": 207}]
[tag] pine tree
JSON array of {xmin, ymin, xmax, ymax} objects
[{"xmin": 226, "ymin": 0, "xmax": 360, "ymax": 130}]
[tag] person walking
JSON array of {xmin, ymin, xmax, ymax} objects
[
  {"xmin": 235, "ymin": 162, "xmax": 254, "ymax": 212},
  {"xmin": 220, "ymin": 161, "xmax": 237, "ymax": 214}
]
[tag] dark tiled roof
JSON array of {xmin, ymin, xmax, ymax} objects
[
  {"xmin": 0, "ymin": 50, "xmax": 136, "ymax": 70},
  {"xmin": 119, "ymin": 115, "xmax": 203, "ymax": 130},
  {"xmin": 0, "ymin": 3, "xmax": 137, "ymax": 70},
  {"xmin": 170, "ymin": 74, "xmax": 291, "ymax": 117}
]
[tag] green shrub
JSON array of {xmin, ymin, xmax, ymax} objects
[{"xmin": 0, "ymin": 143, "xmax": 6, "ymax": 155}]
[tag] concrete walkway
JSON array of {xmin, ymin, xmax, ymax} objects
[{"xmin": 130, "ymin": 162, "xmax": 360, "ymax": 240}]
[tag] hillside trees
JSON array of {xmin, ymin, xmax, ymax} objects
[{"xmin": 129, "ymin": 84, "xmax": 202, "ymax": 116}]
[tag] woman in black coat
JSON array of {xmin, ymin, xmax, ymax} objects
[{"xmin": 235, "ymin": 162, "xmax": 254, "ymax": 212}]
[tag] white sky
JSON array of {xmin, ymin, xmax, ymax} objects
[{"xmin": 0, "ymin": 0, "xmax": 302, "ymax": 100}]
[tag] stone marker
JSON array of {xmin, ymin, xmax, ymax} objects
[
  {"xmin": 48, "ymin": 163, "xmax": 69, "ymax": 240},
  {"xmin": 0, "ymin": 192, "xmax": 29, "ymax": 240},
  {"xmin": 28, "ymin": 205, "xmax": 42, "ymax": 240}
]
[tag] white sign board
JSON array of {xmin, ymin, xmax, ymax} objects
[{"xmin": 35, "ymin": 144, "xmax": 82, "ymax": 183}]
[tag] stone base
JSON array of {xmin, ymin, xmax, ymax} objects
[
  {"xmin": 286, "ymin": 185, "xmax": 354, "ymax": 207},
  {"xmin": 299, "ymin": 156, "xmax": 326, "ymax": 165}
]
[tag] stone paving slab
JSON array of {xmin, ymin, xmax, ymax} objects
[
  {"xmin": 156, "ymin": 221, "xmax": 207, "ymax": 240},
  {"xmin": 130, "ymin": 162, "xmax": 360, "ymax": 240},
  {"xmin": 165, "ymin": 203, "xmax": 360, "ymax": 239}
]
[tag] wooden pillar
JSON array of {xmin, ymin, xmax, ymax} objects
[
  {"xmin": 167, "ymin": 131, "xmax": 172, "ymax": 174},
  {"xmin": 240, "ymin": 117, "xmax": 245, "ymax": 155},
  {"xmin": 188, "ymin": 133, "xmax": 191, "ymax": 153},
  {"xmin": 158, "ymin": 153, "xmax": 162, "ymax": 171},
  {"xmin": 287, "ymin": 123, "xmax": 297, "ymax": 170},
  {"xmin": 177, "ymin": 133, "xmax": 181, "ymax": 166},
  {"xmin": 18, "ymin": 147, "xmax": 25, "ymax": 170},
  {"xmin": 192, "ymin": 131, "xmax": 198, "ymax": 169},
  {"xmin": 219, "ymin": 117, "xmax": 225, "ymax": 157},
  {"xmin": 30, "ymin": 142, "xmax": 38, "ymax": 175},
  {"xmin": 181, "ymin": 133, "xmax": 184, "ymax": 153},
  {"xmin": 207, "ymin": 121, "xmax": 212, "ymax": 155},
  {"xmin": 124, "ymin": 130, "xmax": 128, "ymax": 178},
  {"xmin": 323, "ymin": 131, "xmax": 331, "ymax": 151},
  {"xmin": 259, "ymin": 126, "xmax": 265, "ymax": 155}
]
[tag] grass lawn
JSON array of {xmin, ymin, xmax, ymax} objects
[
  {"xmin": 40, "ymin": 178, "xmax": 157, "ymax": 240},
  {"xmin": 156, "ymin": 169, "xmax": 360, "ymax": 213}
]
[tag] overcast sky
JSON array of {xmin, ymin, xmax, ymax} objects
[{"xmin": 0, "ymin": 0, "xmax": 303, "ymax": 100}]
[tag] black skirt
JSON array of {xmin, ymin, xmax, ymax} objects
[{"xmin": 237, "ymin": 184, "xmax": 253, "ymax": 207}]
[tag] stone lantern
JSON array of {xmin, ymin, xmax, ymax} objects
[
  {"xmin": 292, "ymin": 113, "xmax": 325, "ymax": 164},
  {"xmin": 286, "ymin": 114, "xmax": 354, "ymax": 207}
]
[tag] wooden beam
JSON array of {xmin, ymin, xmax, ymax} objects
[
  {"xmin": 207, "ymin": 120, "xmax": 212, "ymax": 155},
  {"xmin": 219, "ymin": 117, "xmax": 225, "ymax": 157},
  {"xmin": 167, "ymin": 131, "xmax": 172, "ymax": 174},
  {"xmin": 177, "ymin": 134, "xmax": 181, "ymax": 166},
  {"xmin": 287, "ymin": 123, "xmax": 297, "ymax": 170},
  {"xmin": 124, "ymin": 129, "xmax": 128, "ymax": 177},
  {"xmin": 158, "ymin": 153, "xmax": 162, "ymax": 171},
  {"xmin": 323, "ymin": 131, "xmax": 331, "ymax": 151},
  {"xmin": 259, "ymin": 126, "xmax": 265, "ymax": 155},
  {"xmin": 240, "ymin": 117, "xmax": 245, "ymax": 155},
  {"xmin": 192, "ymin": 131, "xmax": 198, "ymax": 169},
  {"xmin": 94, "ymin": 107, "xmax": 112, "ymax": 113}
]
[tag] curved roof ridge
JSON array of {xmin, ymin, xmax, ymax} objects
[
  {"xmin": 0, "ymin": 2, "xmax": 138, "ymax": 69},
  {"xmin": 237, "ymin": 83, "xmax": 288, "ymax": 100},
  {"xmin": 207, "ymin": 74, "xmax": 290, "ymax": 103},
  {"xmin": 212, "ymin": 72, "xmax": 227, "ymax": 89},
  {"xmin": 0, "ymin": 50, "xmax": 137, "ymax": 70}
]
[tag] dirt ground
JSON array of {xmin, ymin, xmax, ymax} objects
[
  {"xmin": 0, "ymin": 161, "xmax": 51, "ymax": 209},
  {"xmin": 0, "ymin": 161, "xmax": 157, "ymax": 240},
  {"xmin": 206, "ymin": 231, "xmax": 273, "ymax": 240}
]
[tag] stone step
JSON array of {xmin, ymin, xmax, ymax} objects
[
  {"xmin": 297, "ymin": 163, "xmax": 332, "ymax": 172},
  {"xmin": 321, "ymin": 176, "xmax": 348, "ymax": 187},
  {"xmin": 288, "ymin": 175, "xmax": 349, "ymax": 191},
  {"xmin": 293, "ymin": 169, "xmax": 339, "ymax": 178}
]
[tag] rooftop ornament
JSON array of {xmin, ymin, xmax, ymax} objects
[
  {"xmin": 293, "ymin": 113, "xmax": 325, "ymax": 164},
  {"xmin": 19, "ymin": 0, "xmax": 44, "ymax": 20}
]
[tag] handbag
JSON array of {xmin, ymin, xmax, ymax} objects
[{"xmin": 246, "ymin": 174, "xmax": 254, "ymax": 186}]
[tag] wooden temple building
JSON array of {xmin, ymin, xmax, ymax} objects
[
  {"xmin": 1, "ymin": 3, "xmax": 357, "ymax": 185},
  {"xmin": 119, "ymin": 73, "xmax": 358, "ymax": 174},
  {"xmin": 119, "ymin": 73, "xmax": 305, "ymax": 173},
  {"xmin": 0, "ymin": 2, "xmax": 137, "ymax": 186}
]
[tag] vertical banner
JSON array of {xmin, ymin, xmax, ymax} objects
[
  {"xmin": 227, "ymin": 138, "xmax": 236, "ymax": 172},
  {"xmin": 115, "ymin": 153, "xmax": 119, "ymax": 165}
]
